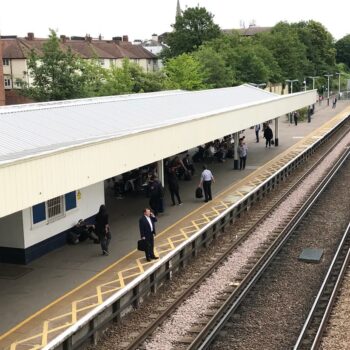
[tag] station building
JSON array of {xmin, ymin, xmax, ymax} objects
[{"xmin": 0, "ymin": 86, "xmax": 316, "ymax": 264}]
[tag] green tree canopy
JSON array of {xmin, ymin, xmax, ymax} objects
[
  {"xmin": 164, "ymin": 53, "xmax": 207, "ymax": 90},
  {"xmin": 163, "ymin": 6, "xmax": 222, "ymax": 58},
  {"xmin": 21, "ymin": 29, "xmax": 89, "ymax": 101},
  {"xmin": 292, "ymin": 20, "xmax": 336, "ymax": 75},
  {"xmin": 258, "ymin": 22, "xmax": 310, "ymax": 84},
  {"xmin": 193, "ymin": 46, "xmax": 233, "ymax": 88},
  {"xmin": 335, "ymin": 34, "xmax": 350, "ymax": 68}
]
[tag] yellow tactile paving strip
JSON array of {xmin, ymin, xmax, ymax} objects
[{"xmin": 1, "ymin": 108, "xmax": 350, "ymax": 350}]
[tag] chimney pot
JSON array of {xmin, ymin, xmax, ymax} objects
[
  {"xmin": 60, "ymin": 35, "xmax": 67, "ymax": 43},
  {"xmin": 27, "ymin": 32, "xmax": 34, "ymax": 40},
  {"xmin": 122, "ymin": 35, "xmax": 129, "ymax": 42},
  {"xmin": 85, "ymin": 35, "xmax": 92, "ymax": 43}
]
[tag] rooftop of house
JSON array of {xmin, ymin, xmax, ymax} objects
[
  {"xmin": 223, "ymin": 25, "xmax": 272, "ymax": 36},
  {"xmin": 0, "ymin": 33, "xmax": 157, "ymax": 60}
]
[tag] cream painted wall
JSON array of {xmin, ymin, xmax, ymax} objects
[
  {"xmin": 0, "ymin": 211, "xmax": 24, "ymax": 248},
  {"xmin": 21, "ymin": 181, "xmax": 104, "ymax": 248},
  {"xmin": 0, "ymin": 91, "xmax": 317, "ymax": 218}
]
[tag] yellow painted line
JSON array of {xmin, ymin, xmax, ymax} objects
[
  {"xmin": 136, "ymin": 259, "xmax": 145, "ymax": 274},
  {"xmin": 117, "ymin": 271, "xmax": 126, "ymax": 288},
  {"xmin": 3, "ymin": 109, "xmax": 350, "ymax": 344},
  {"xmin": 191, "ymin": 220, "xmax": 200, "ymax": 231},
  {"xmin": 96, "ymin": 286, "xmax": 103, "ymax": 305},
  {"xmin": 41, "ymin": 321, "xmax": 49, "ymax": 346}
]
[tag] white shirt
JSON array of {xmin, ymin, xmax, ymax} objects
[
  {"xmin": 145, "ymin": 216, "xmax": 153, "ymax": 231},
  {"xmin": 201, "ymin": 169, "xmax": 213, "ymax": 182}
]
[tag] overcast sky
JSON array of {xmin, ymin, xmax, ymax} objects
[{"xmin": 1, "ymin": 0, "xmax": 349, "ymax": 41}]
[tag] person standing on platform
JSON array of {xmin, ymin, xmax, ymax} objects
[
  {"xmin": 238, "ymin": 138, "xmax": 248, "ymax": 170},
  {"xmin": 167, "ymin": 166, "xmax": 182, "ymax": 206},
  {"xmin": 255, "ymin": 124, "xmax": 260, "ymax": 142},
  {"xmin": 199, "ymin": 165, "xmax": 215, "ymax": 202},
  {"xmin": 95, "ymin": 205, "xmax": 111, "ymax": 256},
  {"xmin": 264, "ymin": 125, "xmax": 273, "ymax": 148},
  {"xmin": 139, "ymin": 208, "xmax": 159, "ymax": 262},
  {"xmin": 147, "ymin": 176, "xmax": 164, "ymax": 216},
  {"xmin": 294, "ymin": 111, "xmax": 299, "ymax": 126}
]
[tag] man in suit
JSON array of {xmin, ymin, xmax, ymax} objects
[{"xmin": 139, "ymin": 208, "xmax": 159, "ymax": 262}]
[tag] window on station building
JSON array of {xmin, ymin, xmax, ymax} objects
[
  {"xmin": 31, "ymin": 191, "xmax": 77, "ymax": 225},
  {"xmin": 65, "ymin": 191, "xmax": 77, "ymax": 211},
  {"xmin": 47, "ymin": 196, "xmax": 64, "ymax": 221},
  {"xmin": 32, "ymin": 202, "xmax": 46, "ymax": 224}
]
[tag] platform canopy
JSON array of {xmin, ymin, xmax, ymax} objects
[{"xmin": 0, "ymin": 85, "xmax": 316, "ymax": 218}]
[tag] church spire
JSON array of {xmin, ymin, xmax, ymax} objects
[{"xmin": 176, "ymin": 0, "xmax": 181, "ymax": 18}]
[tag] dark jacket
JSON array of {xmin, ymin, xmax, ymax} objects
[
  {"xmin": 139, "ymin": 215, "xmax": 157, "ymax": 239},
  {"xmin": 264, "ymin": 127, "xmax": 273, "ymax": 140},
  {"xmin": 95, "ymin": 213, "xmax": 108, "ymax": 237}
]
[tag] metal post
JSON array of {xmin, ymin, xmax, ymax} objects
[
  {"xmin": 274, "ymin": 117, "xmax": 279, "ymax": 146},
  {"xmin": 233, "ymin": 132, "xmax": 239, "ymax": 170},
  {"xmin": 335, "ymin": 72, "xmax": 341, "ymax": 97},
  {"xmin": 324, "ymin": 74, "xmax": 332, "ymax": 105},
  {"xmin": 157, "ymin": 159, "xmax": 164, "ymax": 186}
]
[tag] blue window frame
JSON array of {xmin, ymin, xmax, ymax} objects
[
  {"xmin": 65, "ymin": 191, "xmax": 77, "ymax": 211},
  {"xmin": 32, "ymin": 202, "xmax": 46, "ymax": 224}
]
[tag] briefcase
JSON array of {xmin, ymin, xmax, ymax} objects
[{"xmin": 137, "ymin": 239, "xmax": 146, "ymax": 252}]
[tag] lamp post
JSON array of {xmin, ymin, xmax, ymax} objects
[
  {"xmin": 285, "ymin": 79, "xmax": 298, "ymax": 94},
  {"xmin": 303, "ymin": 79, "xmax": 307, "ymax": 91},
  {"xmin": 335, "ymin": 72, "xmax": 341, "ymax": 97},
  {"xmin": 324, "ymin": 74, "xmax": 333, "ymax": 105},
  {"xmin": 308, "ymin": 76, "xmax": 319, "ymax": 90}
]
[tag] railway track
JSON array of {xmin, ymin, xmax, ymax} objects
[
  {"xmin": 115, "ymin": 128, "xmax": 350, "ymax": 349},
  {"xmin": 196, "ymin": 146, "xmax": 350, "ymax": 350},
  {"xmin": 294, "ymin": 221, "xmax": 350, "ymax": 350}
]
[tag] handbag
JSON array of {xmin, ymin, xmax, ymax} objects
[
  {"xmin": 195, "ymin": 187, "xmax": 203, "ymax": 199},
  {"xmin": 137, "ymin": 239, "xmax": 147, "ymax": 252}
]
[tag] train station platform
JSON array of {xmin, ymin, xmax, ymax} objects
[{"xmin": 1, "ymin": 100, "xmax": 349, "ymax": 350}]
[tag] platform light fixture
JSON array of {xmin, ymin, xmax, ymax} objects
[
  {"xmin": 324, "ymin": 74, "xmax": 333, "ymax": 100},
  {"xmin": 285, "ymin": 79, "xmax": 298, "ymax": 94},
  {"xmin": 308, "ymin": 76, "xmax": 319, "ymax": 90}
]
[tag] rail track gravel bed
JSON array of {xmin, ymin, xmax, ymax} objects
[
  {"xmin": 92, "ymin": 128, "xmax": 350, "ymax": 350},
  {"xmin": 210, "ymin": 152, "xmax": 350, "ymax": 349}
]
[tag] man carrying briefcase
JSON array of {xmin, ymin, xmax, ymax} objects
[{"xmin": 138, "ymin": 208, "xmax": 159, "ymax": 262}]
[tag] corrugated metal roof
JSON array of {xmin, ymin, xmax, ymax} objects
[{"xmin": 0, "ymin": 85, "xmax": 279, "ymax": 165}]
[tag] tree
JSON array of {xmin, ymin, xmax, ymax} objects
[
  {"xmin": 193, "ymin": 46, "xmax": 234, "ymax": 88},
  {"xmin": 292, "ymin": 20, "xmax": 336, "ymax": 75},
  {"xmin": 164, "ymin": 54, "xmax": 207, "ymax": 90},
  {"xmin": 20, "ymin": 29, "xmax": 87, "ymax": 101},
  {"xmin": 335, "ymin": 34, "xmax": 350, "ymax": 68},
  {"xmin": 163, "ymin": 6, "xmax": 221, "ymax": 58},
  {"xmin": 258, "ymin": 22, "xmax": 310, "ymax": 83}
]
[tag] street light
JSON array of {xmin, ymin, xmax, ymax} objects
[
  {"xmin": 303, "ymin": 78, "xmax": 307, "ymax": 92},
  {"xmin": 335, "ymin": 72, "xmax": 341, "ymax": 96},
  {"xmin": 285, "ymin": 79, "xmax": 298, "ymax": 94},
  {"xmin": 308, "ymin": 76, "xmax": 319, "ymax": 90},
  {"xmin": 324, "ymin": 74, "xmax": 333, "ymax": 100}
]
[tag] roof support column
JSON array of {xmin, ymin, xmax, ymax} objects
[
  {"xmin": 233, "ymin": 132, "xmax": 239, "ymax": 170},
  {"xmin": 274, "ymin": 117, "xmax": 279, "ymax": 146},
  {"xmin": 157, "ymin": 159, "xmax": 164, "ymax": 186}
]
